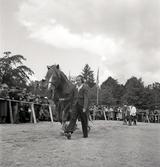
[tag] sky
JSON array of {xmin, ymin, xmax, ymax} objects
[{"xmin": 1, "ymin": 0, "xmax": 160, "ymax": 86}]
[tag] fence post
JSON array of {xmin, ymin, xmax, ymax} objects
[
  {"xmin": 103, "ymin": 110, "xmax": 107, "ymax": 121},
  {"xmin": 49, "ymin": 105, "xmax": 53, "ymax": 122},
  {"xmin": 31, "ymin": 103, "xmax": 37, "ymax": 123},
  {"xmin": 9, "ymin": 100, "xmax": 13, "ymax": 124},
  {"xmin": 30, "ymin": 107, "xmax": 33, "ymax": 123}
]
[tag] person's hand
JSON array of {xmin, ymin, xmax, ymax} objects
[
  {"xmin": 83, "ymin": 108, "xmax": 86, "ymax": 113},
  {"xmin": 59, "ymin": 98, "xmax": 65, "ymax": 101}
]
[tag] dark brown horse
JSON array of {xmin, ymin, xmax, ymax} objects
[{"xmin": 42, "ymin": 64, "xmax": 74, "ymax": 131}]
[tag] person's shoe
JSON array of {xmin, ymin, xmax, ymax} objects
[{"xmin": 65, "ymin": 132, "xmax": 71, "ymax": 140}]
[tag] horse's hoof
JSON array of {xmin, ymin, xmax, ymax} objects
[
  {"xmin": 59, "ymin": 131, "xmax": 65, "ymax": 136},
  {"xmin": 65, "ymin": 132, "xmax": 71, "ymax": 140}
]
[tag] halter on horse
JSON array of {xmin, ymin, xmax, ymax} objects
[{"xmin": 43, "ymin": 64, "xmax": 74, "ymax": 131}]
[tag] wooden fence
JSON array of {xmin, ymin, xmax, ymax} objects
[{"xmin": 0, "ymin": 98, "xmax": 54, "ymax": 124}]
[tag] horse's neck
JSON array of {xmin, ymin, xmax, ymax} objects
[{"xmin": 57, "ymin": 80, "xmax": 73, "ymax": 97}]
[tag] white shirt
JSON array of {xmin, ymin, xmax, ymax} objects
[
  {"xmin": 130, "ymin": 106, "xmax": 137, "ymax": 116},
  {"xmin": 76, "ymin": 84, "xmax": 83, "ymax": 92}
]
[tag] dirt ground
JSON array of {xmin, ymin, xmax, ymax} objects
[{"xmin": 0, "ymin": 120, "xmax": 160, "ymax": 167}]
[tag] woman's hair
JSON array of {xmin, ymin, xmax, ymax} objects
[{"xmin": 76, "ymin": 75, "xmax": 84, "ymax": 83}]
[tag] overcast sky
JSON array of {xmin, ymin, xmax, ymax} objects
[{"xmin": 1, "ymin": 0, "xmax": 160, "ymax": 86}]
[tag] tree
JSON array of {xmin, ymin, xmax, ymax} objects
[
  {"xmin": 100, "ymin": 76, "xmax": 125, "ymax": 106},
  {"xmin": 142, "ymin": 86, "xmax": 155, "ymax": 110},
  {"xmin": 81, "ymin": 64, "xmax": 95, "ymax": 88},
  {"xmin": 147, "ymin": 82, "xmax": 160, "ymax": 110},
  {"xmin": 101, "ymin": 76, "xmax": 119, "ymax": 89},
  {"xmin": 101, "ymin": 86, "xmax": 116, "ymax": 107},
  {"xmin": 0, "ymin": 52, "xmax": 34, "ymax": 87},
  {"xmin": 122, "ymin": 77, "xmax": 146, "ymax": 108},
  {"xmin": 27, "ymin": 80, "xmax": 47, "ymax": 97}
]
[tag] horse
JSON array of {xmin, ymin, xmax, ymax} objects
[{"xmin": 42, "ymin": 64, "xmax": 74, "ymax": 131}]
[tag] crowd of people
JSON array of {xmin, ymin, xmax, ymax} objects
[
  {"xmin": 89, "ymin": 104, "xmax": 122, "ymax": 121},
  {"xmin": 0, "ymin": 83, "xmax": 159, "ymax": 125},
  {"xmin": 89, "ymin": 104, "xmax": 160, "ymax": 124},
  {"xmin": 0, "ymin": 83, "xmax": 56, "ymax": 124}
]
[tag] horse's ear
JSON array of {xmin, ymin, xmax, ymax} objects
[
  {"xmin": 47, "ymin": 66, "xmax": 51, "ymax": 70},
  {"xmin": 56, "ymin": 64, "xmax": 59, "ymax": 69}
]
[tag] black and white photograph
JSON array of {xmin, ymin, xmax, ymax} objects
[{"xmin": 0, "ymin": 0, "xmax": 160, "ymax": 166}]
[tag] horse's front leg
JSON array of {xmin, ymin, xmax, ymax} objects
[
  {"xmin": 61, "ymin": 109, "xmax": 68, "ymax": 132},
  {"xmin": 61, "ymin": 120, "xmax": 67, "ymax": 132}
]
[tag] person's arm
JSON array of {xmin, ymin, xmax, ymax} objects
[
  {"xmin": 83, "ymin": 85, "xmax": 90, "ymax": 112},
  {"xmin": 60, "ymin": 87, "xmax": 74, "ymax": 102}
]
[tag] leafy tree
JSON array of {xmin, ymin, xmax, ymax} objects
[
  {"xmin": 81, "ymin": 64, "xmax": 95, "ymax": 88},
  {"xmin": 0, "ymin": 52, "xmax": 34, "ymax": 88},
  {"xmin": 90, "ymin": 85, "xmax": 103, "ymax": 105},
  {"xmin": 101, "ymin": 76, "xmax": 118, "ymax": 89},
  {"xmin": 90, "ymin": 85, "xmax": 98, "ymax": 104},
  {"xmin": 100, "ymin": 86, "xmax": 116, "ymax": 107},
  {"xmin": 142, "ymin": 86, "xmax": 156, "ymax": 110},
  {"xmin": 147, "ymin": 82, "xmax": 160, "ymax": 110},
  {"xmin": 122, "ymin": 77, "xmax": 146, "ymax": 108},
  {"xmin": 27, "ymin": 80, "xmax": 47, "ymax": 97},
  {"xmin": 100, "ymin": 76, "xmax": 125, "ymax": 106}
]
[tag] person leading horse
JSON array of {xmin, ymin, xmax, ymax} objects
[
  {"xmin": 62, "ymin": 75, "xmax": 90, "ymax": 139},
  {"xmin": 43, "ymin": 64, "xmax": 91, "ymax": 134}
]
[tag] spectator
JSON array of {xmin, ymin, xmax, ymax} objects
[
  {"xmin": 0, "ymin": 83, "xmax": 9, "ymax": 124},
  {"xmin": 34, "ymin": 96, "xmax": 42, "ymax": 122},
  {"xmin": 24, "ymin": 94, "xmax": 31, "ymax": 122},
  {"xmin": 19, "ymin": 97, "xmax": 27, "ymax": 123},
  {"xmin": 93, "ymin": 104, "xmax": 97, "ymax": 120},
  {"xmin": 40, "ymin": 97, "xmax": 50, "ymax": 121},
  {"xmin": 9, "ymin": 86, "xmax": 21, "ymax": 123},
  {"xmin": 21, "ymin": 88, "xmax": 27, "ymax": 98}
]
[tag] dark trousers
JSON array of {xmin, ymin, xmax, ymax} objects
[
  {"xmin": 128, "ymin": 115, "xmax": 137, "ymax": 125},
  {"xmin": 19, "ymin": 111, "xmax": 26, "ymax": 123},
  {"xmin": 65, "ymin": 104, "xmax": 88, "ymax": 137},
  {"xmin": 132, "ymin": 115, "xmax": 137, "ymax": 125},
  {"xmin": 0, "ymin": 116, "xmax": 6, "ymax": 123}
]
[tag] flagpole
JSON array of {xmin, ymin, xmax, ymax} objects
[
  {"xmin": 68, "ymin": 70, "xmax": 71, "ymax": 81},
  {"xmin": 97, "ymin": 86, "xmax": 99, "ymax": 105},
  {"xmin": 96, "ymin": 67, "xmax": 99, "ymax": 105}
]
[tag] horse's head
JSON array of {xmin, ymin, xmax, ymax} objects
[{"xmin": 42, "ymin": 64, "xmax": 61, "ymax": 98}]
